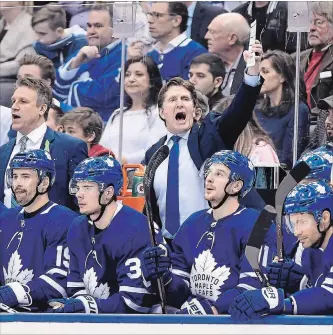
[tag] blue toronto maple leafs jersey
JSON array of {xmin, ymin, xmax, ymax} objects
[
  {"xmin": 290, "ymin": 235, "xmax": 333, "ymax": 315},
  {"xmin": 66, "ymin": 203, "xmax": 159, "ymax": 314},
  {"xmin": 0, "ymin": 202, "xmax": 79, "ymax": 312},
  {"xmin": 148, "ymin": 37, "xmax": 206, "ymax": 82},
  {"xmin": 166, "ymin": 206, "xmax": 276, "ymax": 313}
]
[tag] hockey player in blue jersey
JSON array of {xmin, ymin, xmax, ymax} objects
[
  {"xmin": 0, "ymin": 149, "xmax": 79, "ymax": 312},
  {"xmin": 229, "ymin": 180, "xmax": 333, "ymax": 320},
  {"xmin": 50, "ymin": 156, "xmax": 157, "ymax": 314},
  {"xmin": 141, "ymin": 150, "xmax": 275, "ymax": 314}
]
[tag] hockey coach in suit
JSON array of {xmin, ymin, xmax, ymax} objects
[
  {"xmin": 0, "ymin": 77, "xmax": 88, "ymax": 211},
  {"xmin": 143, "ymin": 42, "xmax": 266, "ymax": 240}
]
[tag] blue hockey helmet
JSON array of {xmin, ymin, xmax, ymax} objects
[
  {"xmin": 283, "ymin": 180, "xmax": 333, "ymax": 234},
  {"xmin": 69, "ymin": 156, "xmax": 123, "ymax": 196},
  {"xmin": 6, "ymin": 149, "xmax": 55, "ymax": 188},
  {"xmin": 203, "ymin": 150, "xmax": 256, "ymax": 197},
  {"xmin": 297, "ymin": 146, "xmax": 333, "ymax": 182}
]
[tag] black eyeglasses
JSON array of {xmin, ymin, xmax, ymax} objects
[{"xmin": 146, "ymin": 12, "xmax": 177, "ymax": 20}]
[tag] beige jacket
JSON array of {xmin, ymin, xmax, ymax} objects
[{"xmin": 0, "ymin": 11, "xmax": 37, "ymax": 78}]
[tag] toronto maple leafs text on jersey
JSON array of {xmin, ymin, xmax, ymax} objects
[
  {"xmin": 0, "ymin": 202, "xmax": 79, "ymax": 311},
  {"xmin": 164, "ymin": 207, "xmax": 276, "ymax": 313},
  {"xmin": 66, "ymin": 203, "xmax": 159, "ymax": 314}
]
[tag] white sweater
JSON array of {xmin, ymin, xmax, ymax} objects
[{"xmin": 100, "ymin": 106, "xmax": 167, "ymax": 164}]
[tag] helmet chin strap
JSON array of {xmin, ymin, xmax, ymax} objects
[
  {"xmin": 89, "ymin": 191, "xmax": 113, "ymax": 224},
  {"xmin": 312, "ymin": 220, "xmax": 333, "ymax": 249},
  {"xmin": 208, "ymin": 181, "xmax": 241, "ymax": 210},
  {"xmin": 12, "ymin": 178, "xmax": 50, "ymax": 209}
]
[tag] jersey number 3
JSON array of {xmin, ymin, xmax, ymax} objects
[{"xmin": 125, "ymin": 258, "xmax": 142, "ymax": 279}]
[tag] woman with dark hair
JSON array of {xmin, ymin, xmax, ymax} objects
[
  {"xmin": 254, "ymin": 50, "xmax": 310, "ymax": 169},
  {"xmin": 100, "ymin": 56, "xmax": 166, "ymax": 164}
]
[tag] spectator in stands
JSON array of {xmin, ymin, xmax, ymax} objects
[
  {"xmin": 233, "ymin": 1, "xmax": 308, "ymax": 54},
  {"xmin": 183, "ymin": 1, "xmax": 226, "ymax": 49},
  {"xmin": 0, "ymin": 1, "xmax": 36, "ymax": 107},
  {"xmin": 215, "ymin": 95, "xmax": 279, "ymax": 166},
  {"xmin": 18, "ymin": 54, "xmax": 72, "ymax": 112},
  {"xmin": 60, "ymin": 107, "xmax": 114, "ymax": 158},
  {"xmin": 299, "ymin": 2, "xmax": 333, "ymax": 116},
  {"xmin": 189, "ymin": 53, "xmax": 226, "ymax": 110},
  {"xmin": 46, "ymin": 101, "xmax": 64, "ymax": 132},
  {"xmin": 59, "ymin": 1, "xmax": 90, "ymax": 29},
  {"xmin": 100, "ymin": 56, "xmax": 166, "ymax": 165},
  {"xmin": 143, "ymin": 43, "xmax": 266, "ymax": 240},
  {"xmin": 0, "ymin": 77, "xmax": 88, "ymax": 210},
  {"xmin": 205, "ymin": 13, "xmax": 250, "ymax": 96},
  {"xmin": 54, "ymin": 3, "xmax": 122, "ymax": 122},
  {"xmin": 254, "ymin": 50, "xmax": 310, "ymax": 169},
  {"xmin": 194, "ymin": 90, "xmax": 210, "ymax": 125},
  {"xmin": 147, "ymin": 2, "xmax": 206, "ymax": 82},
  {"xmin": 32, "ymin": 3, "xmax": 87, "ymax": 69},
  {"xmin": 0, "ymin": 201, "xmax": 7, "ymax": 215}
]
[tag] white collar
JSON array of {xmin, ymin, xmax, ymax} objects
[
  {"xmin": 16, "ymin": 123, "xmax": 47, "ymax": 145},
  {"xmin": 154, "ymin": 32, "xmax": 188, "ymax": 53},
  {"xmin": 166, "ymin": 129, "xmax": 191, "ymax": 143}
]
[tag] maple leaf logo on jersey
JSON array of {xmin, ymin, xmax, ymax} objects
[
  {"xmin": 83, "ymin": 267, "xmax": 110, "ymax": 299},
  {"xmin": 190, "ymin": 250, "xmax": 231, "ymax": 302},
  {"xmin": 3, "ymin": 251, "xmax": 34, "ymax": 285}
]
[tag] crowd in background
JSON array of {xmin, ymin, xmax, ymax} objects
[{"xmin": 0, "ymin": 0, "xmax": 332, "ymax": 317}]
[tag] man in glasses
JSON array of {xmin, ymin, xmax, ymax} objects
[
  {"xmin": 147, "ymin": 2, "xmax": 206, "ymax": 82},
  {"xmin": 299, "ymin": 2, "xmax": 333, "ymax": 121}
]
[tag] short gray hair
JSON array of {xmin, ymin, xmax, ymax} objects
[
  {"xmin": 91, "ymin": 3, "xmax": 113, "ymax": 26},
  {"xmin": 311, "ymin": 1, "xmax": 333, "ymax": 24},
  {"xmin": 15, "ymin": 77, "xmax": 53, "ymax": 119}
]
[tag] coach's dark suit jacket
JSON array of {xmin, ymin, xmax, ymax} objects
[
  {"xmin": 143, "ymin": 79, "xmax": 266, "ymax": 229},
  {"xmin": 0, "ymin": 127, "xmax": 88, "ymax": 210},
  {"xmin": 191, "ymin": 2, "xmax": 227, "ymax": 49}
]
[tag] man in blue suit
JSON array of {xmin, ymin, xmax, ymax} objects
[
  {"xmin": 143, "ymin": 42, "xmax": 265, "ymax": 240},
  {"xmin": 0, "ymin": 77, "xmax": 88, "ymax": 211}
]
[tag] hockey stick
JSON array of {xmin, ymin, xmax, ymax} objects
[
  {"xmin": 143, "ymin": 145, "xmax": 170, "ymax": 314},
  {"xmin": 275, "ymin": 161, "xmax": 310, "ymax": 261},
  {"xmin": 0, "ymin": 302, "xmax": 18, "ymax": 313},
  {"xmin": 245, "ymin": 205, "xmax": 277, "ymax": 287}
]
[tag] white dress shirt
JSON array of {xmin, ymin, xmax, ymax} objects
[
  {"xmin": 4, "ymin": 123, "xmax": 48, "ymax": 208},
  {"xmin": 153, "ymin": 73, "xmax": 261, "ymax": 238},
  {"xmin": 153, "ymin": 32, "xmax": 190, "ymax": 55},
  {"xmin": 186, "ymin": 2, "xmax": 197, "ymax": 38},
  {"xmin": 154, "ymin": 130, "xmax": 207, "ymax": 238}
]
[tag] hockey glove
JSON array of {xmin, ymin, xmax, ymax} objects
[
  {"xmin": 267, "ymin": 261, "xmax": 305, "ymax": 294},
  {"xmin": 0, "ymin": 282, "xmax": 32, "ymax": 309},
  {"xmin": 178, "ymin": 296, "xmax": 217, "ymax": 315},
  {"xmin": 141, "ymin": 243, "xmax": 172, "ymax": 284},
  {"xmin": 228, "ymin": 287, "xmax": 285, "ymax": 321},
  {"xmin": 49, "ymin": 295, "xmax": 98, "ymax": 314}
]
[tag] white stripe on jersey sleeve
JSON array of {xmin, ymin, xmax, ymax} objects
[
  {"xmin": 73, "ymin": 289, "xmax": 88, "ymax": 296},
  {"xmin": 39, "ymin": 275, "xmax": 67, "ymax": 298},
  {"xmin": 323, "ymin": 278, "xmax": 333, "ymax": 286},
  {"xmin": 239, "ymin": 272, "xmax": 258, "ymax": 279},
  {"xmin": 237, "ymin": 283, "xmax": 257, "ymax": 291},
  {"xmin": 119, "ymin": 286, "xmax": 151, "ymax": 294},
  {"xmin": 67, "ymin": 281, "xmax": 85, "ymax": 288},
  {"xmin": 122, "ymin": 296, "xmax": 150, "ymax": 313},
  {"xmin": 171, "ymin": 269, "xmax": 190, "ymax": 278},
  {"xmin": 46, "ymin": 268, "xmax": 68, "ymax": 276}
]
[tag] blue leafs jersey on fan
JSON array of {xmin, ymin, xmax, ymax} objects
[
  {"xmin": 0, "ymin": 202, "xmax": 79, "ymax": 311},
  {"xmin": 66, "ymin": 203, "xmax": 162, "ymax": 314},
  {"xmin": 165, "ymin": 206, "xmax": 276, "ymax": 313}
]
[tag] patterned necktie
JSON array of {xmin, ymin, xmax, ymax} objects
[
  {"xmin": 165, "ymin": 135, "xmax": 181, "ymax": 237},
  {"xmin": 11, "ymin": 136, "xmax": 29, "ymax": 208},
  {"xmin": 19, "ymin": 136, "xmax": 28, "ymax": 152}
]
